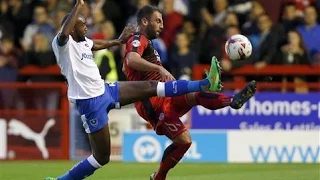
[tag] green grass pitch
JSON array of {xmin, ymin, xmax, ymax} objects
[{"xmin": 0, "ymin": 161, "xmax": 319, "ymax": 180}]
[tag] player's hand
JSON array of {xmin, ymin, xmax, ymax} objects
[
  {"xmin": 159, "ymin": 66, "xmax": 175, "ymax": 81},
  {"xmin": 118, "ymin": 24, "xmax": 135, "ymax": 44},
  {"xmin": 77, "ymin": 0, "xmax": 85, "ymax": 6}
]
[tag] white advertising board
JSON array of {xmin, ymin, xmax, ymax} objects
[{"xmin": 227, "ymin": 131, "xmax": 320, "ymax": 163}]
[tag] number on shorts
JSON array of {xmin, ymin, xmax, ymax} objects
[{"xmin": 164, "ymin": 122, "xmax": 181, "ymax": 132}]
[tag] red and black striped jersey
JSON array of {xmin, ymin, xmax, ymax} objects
[{"xmin": 123, "ymin": 33, "xmax": 164, "ymax": 82}]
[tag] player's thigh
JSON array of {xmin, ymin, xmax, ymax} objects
[
  {"xmin": 88, "ymin": 124, "xmax": 111, "ymax": 163},
  {"xmin": 76, "ymin": 94, "xmax": 112, "ymax": 162},
  {"xmin": 118, "ymin": 81, "xmax": 158, "ymax": 106},
  {"xmin": 172, "ymin": 94, "xmax": 193, "ymax": 116},
  {"xmin": 82, "ymin": 112, "xmax": 111, "ymax": 162}
]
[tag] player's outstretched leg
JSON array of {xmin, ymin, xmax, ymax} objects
[
  {"xmin": 185, "ymin": 80, "xmax": 257, "ymax": 111},
  {"xmin": 162, "ymin": 56, "xmax": 222, "ymax": 95},
  {"xmin": 230, "ymin": 80, "xmax": 257, "ymax": 109},
  {"xmin": 205, "ymin": 56, "xmax": 223, "ymax": 91},
  {"xmin": 118, "ymin": 56, "xmax": 221, "ymax": 106}
]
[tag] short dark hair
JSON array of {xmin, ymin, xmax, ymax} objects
[{"xmin": 137, "ymin": 5, "xmax": 160, "ymax": 24}]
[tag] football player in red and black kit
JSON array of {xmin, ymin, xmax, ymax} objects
[{"xmin": 123, "ymin": 5, "xmax": 256, "ymax": 180}]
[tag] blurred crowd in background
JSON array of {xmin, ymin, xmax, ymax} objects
[
  {"xmin": 0, "ymin": 0, "xmax": 319, "ymax": 109},
  {"xmin": 1, "ymin": 0, "xmax": 320, "ymax": 81}
]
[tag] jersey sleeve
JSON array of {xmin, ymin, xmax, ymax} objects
[
  {"xmin": 126, "ymin": 34, "xmax": 148, "ymax": 56},
  {"xmin": 52, "ymin": 34, "xmax": 69, "ymax": 53}
]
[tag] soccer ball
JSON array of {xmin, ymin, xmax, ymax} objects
[{"xmin": 225, "ymin": 34, "xmax": 252, "ymax": 61}]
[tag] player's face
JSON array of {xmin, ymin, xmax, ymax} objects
[
  {"xmin": 146, "ymin": 11, "xmax": 163, "ymax": 39},
  {"xmin": 74, "ymin": 16, "xmax": 88, "ymax": 41}
]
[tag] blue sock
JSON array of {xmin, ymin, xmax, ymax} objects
[
  {"xmin": 157, "ymin": 79, "xmax": 209, "ymax": 97},
  {"xmin": 58, "ymin": 155, "xmax": 101, "ymax": 180}
]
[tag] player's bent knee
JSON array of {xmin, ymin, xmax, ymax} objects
[
  {"xmin": 93, "ymin": 153, "xmax": 110, "ymax": 165},
  {"xmin": 182, "ymin": 141, "xmax": 192, "ymax": 149},
  {"xmin": 172, "ymin": 130, "xmax": 192, "ymax": 144},
  {"xmin": 144, "ymin": 80, "xmax": 158, "ymax": 93},
  {"xmin": 146, "ymin": 80, "xmax": 158, "ymax": 89},
  {"xmin": 174, "ymin": 140, "xmax": 192, "ymax": 153},
  {"xmin": 93, "ymin": 150, "xmax": 110, "ymax": 166}
]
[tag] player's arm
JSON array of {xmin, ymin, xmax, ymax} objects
[
  {"xmin": 125, "ymin": 35, "xmax": 160, "ymax": 72},
  {"xmin": 92, "ymin": 25, "xmax": 135, "ymax": 51},
  {"xmin": 126, "ymin": 52, "xmax": 162, "ymax": 72},
  {"xmin": 92, "ymin": 39, "xmax": 122, "ymax": 51},
  {"xmin": 125, "ymin": 36, "xmax": 174, "ymax": 80},
  {"xmin": 127, "ymin": 52, "xmax": 174, "ymax": 81},
  {"xmin": 58, "ymin": 0, "xmax": 84, "ymax": 46}
]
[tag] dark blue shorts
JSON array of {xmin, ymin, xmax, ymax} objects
[{"xmin": 76, "ymin": 82, "xmax": 120, "ymax": 133}]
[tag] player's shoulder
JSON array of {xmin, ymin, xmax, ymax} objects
[
  {"xmin": 52, "ymin": 34, "xmax": 62, "ymax": 50},
  {"xmin": 52, "ymin": 33, "xmax": 74, "ymax": 48},
  {"xmin": 128, "ymin": 33, "xmax": 148, "ymax": 42},
  {"xmin": 127, "ymin": 33, "xmax": 149, "ymax": 49}
]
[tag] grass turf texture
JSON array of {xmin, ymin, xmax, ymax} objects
[{"xmin": 0, "ymin": 161, "xmax": 319, "ymax": 180}]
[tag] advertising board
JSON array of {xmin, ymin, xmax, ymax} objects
[
  {"xmin": 122, "ymin": 131, "xmax": 227, "ymax": 162},
  {"xmin": 191, "ymin": 93, "xmax": 320, "ymax": 130},
  {"xmin": 122, "ymin": 130, "xmax": 319, "ymax": 163},
  {"xmin": 227, "ymin": 131, "xmax": 320, "ymax": 163},
  {"xmin": 0, "ymin": 115, "xmax": 62, "ymax": 160}
]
